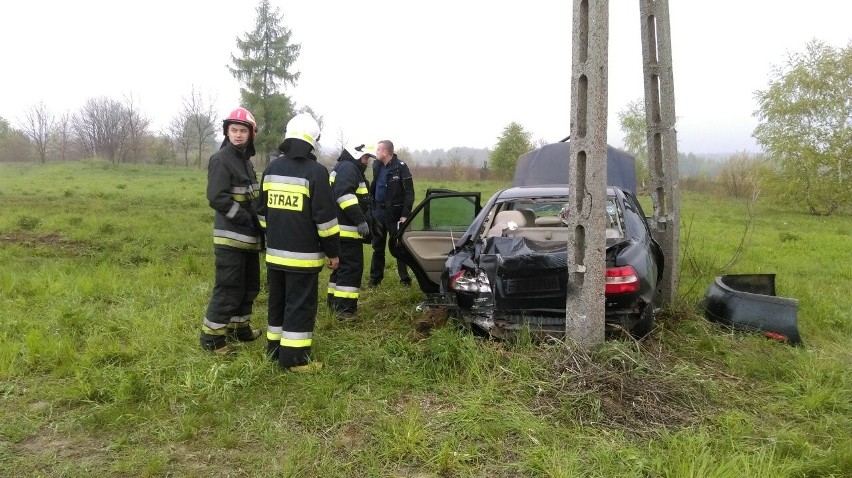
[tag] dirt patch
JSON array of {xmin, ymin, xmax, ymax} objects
[
  {"xmin": 411, "ymin": 307, "xmax": 449, "ymax": 339},
  {"xmin": 1, "ymin": 232, "xmax": 92, "ymax": 256},
  {"xmin": 16, "ymin": 430, "xmax": 110, "ymax": 470},
  {"xmin": 536, "ymin": 336, "xmax": 722, "ymax": 434}
]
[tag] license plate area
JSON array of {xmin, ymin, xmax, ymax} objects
[{"xmin": 504, "ymin": 275, "xmax": 560, "ymax": 295}]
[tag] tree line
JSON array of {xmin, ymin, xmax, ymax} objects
[
  {"xmin": 487, "ymin": 39, "xmax": 850, "ymax": 215},
  {"xmin": 1, "ymin": 0, "xmax": 847, "ymax": 216},
  {"xmin": 0, "ymin": 0, "xmax": 303, "ymax": 168}
]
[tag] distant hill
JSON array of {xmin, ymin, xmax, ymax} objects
[
  {"xmin": 316, "ymin": 142, "xmax": 740, "ymax": 179},
  {"xmin": 409, "ymin": 147, "xmax": 491, "ymax": 167}
]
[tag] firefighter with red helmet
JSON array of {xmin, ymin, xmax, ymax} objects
[
  {"xmin": 199, "ymin": 107, "xmax": 264, "ymax": 355},
  {"xmin": 327, "ymin": 143, "xmax": 376, "ymax": 319},
  {"xmin": 258, "ymin": 112, "xmax": 339, "ymax": 372}
]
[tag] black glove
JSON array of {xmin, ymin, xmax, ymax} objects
[
  {"xmin": 357, "ymin": 222, "xmax": 371, "ymax": 240},
  {"xmin": 232, "ymin": 208, "xmax": 255, "ymax": 228}
]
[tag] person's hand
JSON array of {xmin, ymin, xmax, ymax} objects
[
  {"xmin": 357, "ymin": 222, "xmax": 370, "ymax": 239},
  {"xmin": 399, "ymin": 216, "xmax": 407, "ymax": 223},
  {"xmin": 233, "ymin": 208, "xmax": 255, "ymax": 228},
  {"xmin": 327, "ymin": 257, "xmax": 339, "ymax": 270}
]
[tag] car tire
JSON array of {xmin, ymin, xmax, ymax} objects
[{"xmin": 631, "ymin": 304, "xmax": 654, "ymax": 338}]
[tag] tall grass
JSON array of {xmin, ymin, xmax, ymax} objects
[{"xmin": 1, "ymin": 161, "xmax": 849, "ymax": 476}]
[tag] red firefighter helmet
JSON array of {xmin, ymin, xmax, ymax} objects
[{"xmin": 223, "ymin": 107, "xmax": 257, "ymax": 136}]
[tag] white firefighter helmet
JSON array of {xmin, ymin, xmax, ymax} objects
[
  {"xmin": 346, "ymin": 143, "xmax": 377, "ymax": 161},
  {"xmin": 284, "ymin": 113, "xmax": 321, "ymax": 149}
]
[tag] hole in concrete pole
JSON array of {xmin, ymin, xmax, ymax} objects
[
  {"xmin": 649, "ymin": 75, "xmax": 662, "ymax": 124},
  {"xmin": 579, "ymin": 0, "xmax": 589, "ymax": 63},
  {"xmin": 653, "ymin": 132, "xmax": 667, "ymax": 216},
  {"xmin": 577, "ymin": 75, "xmax": 588, "ymax": 138},
  {"xmin": 653, "ymin": 133, "xmax": 664, "ymax": 179},
  {"xmin": 646, "ymin": 14, "xmax": 659, "ymax": 63},
  {"xmin": 573, "ymin": 224, "xmax": 585, "ymax": 288},
  {"xmin": 655, "ymin": 187, "xmax": 666, "ymax": 218},
  {"xmin": 575, "ymin": 151, "xmax": 586, "ymax": 213}
]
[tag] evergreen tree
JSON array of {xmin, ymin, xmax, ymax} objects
[{"xmin": 229, "ymin": 0, "xmax": 300, "ymax": 163}]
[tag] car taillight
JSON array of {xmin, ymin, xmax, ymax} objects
[
  {"xmin": 605, "ymin": 265, "xmax": 639, "ymax": 294},
  {"xmin": 449, "ymin": 270, "xmax": 491, "ymax": 293}
]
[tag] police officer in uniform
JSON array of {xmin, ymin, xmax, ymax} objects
[
  {"xmin": 258, "ymin": 113, "xmax": 339, "ymax": 372},
  {"xmin": 200, "ymin": 107, "xmax": 263, "ymax": 355},
  {"xmin": 368, "ymin": 140, "xmax": 415, "ymax": 287},
  {"xmin": 328, "ymin": 143, "xmax": 376, "ymax": 318}
]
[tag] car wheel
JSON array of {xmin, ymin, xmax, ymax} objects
[{"xmin": 631, "ymin": 304, "xmax": 655, "ymax": 338}]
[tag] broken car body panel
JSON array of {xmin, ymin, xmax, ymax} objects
[
  {"xmin": 703, "ymin": 274, "xmax": 802, "ymax": 345},
  {"xmin": 397, "ymin": 186, "xmax": 663, "ymax": 338}
]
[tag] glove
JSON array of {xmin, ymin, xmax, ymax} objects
[
  {"xmin": 357, "ymin": 222, "xmax": 371, "ymax": 239},
  {"xmin": 232, "ymin": 208, "xmax": 255, "ymax": 228}
]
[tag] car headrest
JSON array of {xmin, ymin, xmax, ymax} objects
[
  {"xmin": 517, "ymin": 208, "xmax": 536, "ymax": 225},
  {"xmin": 493, "ymin": 210, "xmax": 527, "ymax": 228}
]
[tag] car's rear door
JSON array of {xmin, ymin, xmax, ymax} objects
[{"xmin": 395, "ymin": 189, "xmax": 481, "ymax": 293}]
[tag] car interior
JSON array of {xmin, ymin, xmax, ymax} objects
[{"xmin": 484, "ymin": 200, "xmax": 624, "ymax": 243}]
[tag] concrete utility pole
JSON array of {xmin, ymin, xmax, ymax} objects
[
  {"xmin": 565, "ymin": 0, "xmax": 680, "ymax": 345},
  {"xmin": 640, "ymin": 0, "xmax": 680, "ymax": 306},
  {"xmin": 565, "ymin": 0, "xmax": 609, "ymax": 346}
]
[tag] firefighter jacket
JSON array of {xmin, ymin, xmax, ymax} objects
[
  {"xmin": 207, "ymin": 139, "xmax": 263, "ymax": 252},
  {"xmin": 258, "ymin": 141, "xmax": 340, "ymax": 273},
  {"xmin": 370, "ymin": 154, "xmax": 415, "ymax": 220},
  {"xmin": 330, "ymin": 151, "xmax": 371, "ymax": 241}
]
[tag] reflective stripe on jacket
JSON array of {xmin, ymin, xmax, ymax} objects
[
  {"xmin": 331, "ymin": 152, "xmax": 371, "ymax": 241},
  {"xmin": 258, "ymin": 151, "xmax": 340, "ymax": 272},
  {"xmin": 207, "ymin": 141, "xmax": 262, "ymax": 251}
]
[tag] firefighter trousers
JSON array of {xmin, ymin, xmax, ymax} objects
[
  {"xmin": 328, "ymin": 239, "xmax": 364, "ymax": 314},
  {"xmin": 204, "ymin": 246, "xmax": 260, "ymax": 330},
  {"xmin": 267, "ymin": 268, "xmax": 319, "ymax": 368}
]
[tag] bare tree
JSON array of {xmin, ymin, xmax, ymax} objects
[
  {"xmin": 19, "ymin": 102, "xmax": 54, "ymax": 164},
  {"xmin": 719, "ymin": 151, "xmax": 765, "ymax": 199},
  {"xmin": 184, "ymin": 86, "xmax": 217, "ymax": 167},
  {"xmin": 53, "ymin": 111, "xmax": 75, "ymax": 161},
  {"xmin": 74, "ymin": 97, "xmax": 130, "ymax": 163},
  {"xmin": 168, "ymin": 86, "xmax": 218, "ymax": 167},
  {"xmin": 168, "ymin": 115, "xmax": 192, "ymax": 166},
  {"xmin": 123, "ymin": 93, "xmax": 151, "ymax": 163}
]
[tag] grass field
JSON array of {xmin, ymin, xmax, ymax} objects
[{"xmin": 1, "ymin": 161, "xmax": 850, "ymax": 477}]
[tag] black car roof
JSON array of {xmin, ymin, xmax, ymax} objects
[{"xmin": 496, "ymin": 185, "xmax": 618, "ymax": 200}]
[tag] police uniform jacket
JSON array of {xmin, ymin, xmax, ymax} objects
[
  {"xmin": 258, "ymin": 142, "xmax": 340, "ymax": 273},
  {"xmin": 207, "ymin": 140, "xmax": 263, "ymax": 251},
  {"xmin": 330, "ymin": 151, "xmax": 371, "ymax": 241},
  {"xmin": 369, "ymin": 154, "xmax": 415, "ymax": 220}
]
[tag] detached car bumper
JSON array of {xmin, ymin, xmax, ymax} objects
[{"xmin": 703, "ymin": 274, "xmax": 801, "ymax": 345}]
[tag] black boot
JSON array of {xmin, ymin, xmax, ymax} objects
[
  {"xmin": 200, "ymin": 332, "xmax": 233, "ymax": 356},
  {"xmin": 266, "ymin": 339, "xmax": 279, "ymax": 362},
  {"xmin": 226, "ymin": 322, "xmax": 262, "ymax": 342},
  {"xmin": 278, "ymin": 347, "xmax": 322, "ymax": 372}
]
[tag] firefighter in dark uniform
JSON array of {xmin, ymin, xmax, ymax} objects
[
  {"xmin": 368, "ymin": 140, "xmax": 415, "ymax": 287},
  {"xmin": 327, "ymin": 143, "xmax": 376, "ymax": 319},
  {"xmin": 200, "ymin": 107, "xmax": 263, "ymax": 355},
  {"xmin": 257, "ymin": 113, "xmax": 339, "ymax": 372}
]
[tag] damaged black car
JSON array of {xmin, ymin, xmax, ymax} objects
[{"xmin": 395, "ymin": 186, "xmax": 664, "ymax": 339}]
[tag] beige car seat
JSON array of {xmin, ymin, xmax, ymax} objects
[
  {"xmin": 517, "ymin": 208, "xmax": 536, "ymax": 226},
  {"xmin": 487, "ymin": 210, "xmax": 528, "ymax": 237}
]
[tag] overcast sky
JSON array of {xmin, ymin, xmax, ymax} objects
[{"xmin": 2, "ymin": 1, "xmax": 849, "ymax": 155}]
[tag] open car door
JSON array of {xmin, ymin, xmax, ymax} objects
[{"xmin": 395, "ymin": 189, "xmax": 481, "ymax": 293}]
